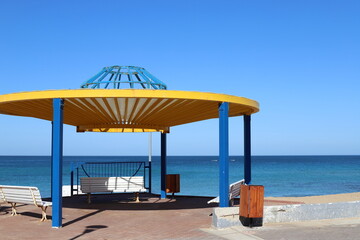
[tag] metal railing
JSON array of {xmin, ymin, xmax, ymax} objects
[{"xmin": 70, "ymin": 161, "xmax": 151, "ymax": 196}]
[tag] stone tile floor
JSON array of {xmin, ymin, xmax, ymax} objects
[
  {"xmin": 0, "ymin": 194, "xmax": 224, "ymax": 240},
  {"xmin": 5, "ymin": 193, "xmax": 343, "ymax": 240}
]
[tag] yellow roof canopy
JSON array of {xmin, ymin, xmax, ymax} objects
[{"xmin": 0, "ymin": 89, "xmax": 259, "ymax": 133}]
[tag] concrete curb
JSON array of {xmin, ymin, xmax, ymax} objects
[{"xmin": 212, "ymin": 201, "xmax": 360, "ymax": 229}]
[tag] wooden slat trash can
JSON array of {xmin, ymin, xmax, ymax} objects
[
  {"xmin": 239, "ymin": 185, "xmax": 264, "ymax": 227},
  {"xmin": 166, "ymin": 174, "xmax": 180, "ymax": 197}
]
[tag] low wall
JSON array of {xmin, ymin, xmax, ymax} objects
[
  {"xmin": 62, "ymin": 185, "xmax": 84, "ymax": 197},
  {"xmin": 212, "ymin": 201, "xmax": 360, "ymax": 229}
]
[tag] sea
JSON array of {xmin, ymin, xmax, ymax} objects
[{"xmin": 0, "ymin": 155, "xmax": 359, "ymax": 198}]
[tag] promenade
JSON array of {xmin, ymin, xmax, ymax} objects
[{"xmin": 0, "ymin": 193, "xmax": 359, "ymax": 240}]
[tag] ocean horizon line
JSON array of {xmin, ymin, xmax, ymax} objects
[{"xmin": 1, "ymin": 154, "xmax": 360, "ymax": 157}]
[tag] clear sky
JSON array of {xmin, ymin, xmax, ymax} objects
[{"xmin": 0, "ymin": 0, "xmax": 359, "ymax": 156}]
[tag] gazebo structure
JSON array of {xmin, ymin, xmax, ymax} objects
[{"xmin": 0, "ymin": 66, "xmax": 259, "ymax": 228}]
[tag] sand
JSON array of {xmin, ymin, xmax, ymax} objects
[{"xmin": 266, "ymin": 192, "xmax": 360, "ymax": 204}]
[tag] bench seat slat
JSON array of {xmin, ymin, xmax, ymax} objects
[
  {"xmin": 0, "ymin": 185, "xmax": 39, "ymax": 190},
  {"xmin": 4, "ymin": 196, "xmax": 37, "ymax": 201},
  {"xmin": 1, "ymin": 191, "xmax": 41, "ymax": 197},
  {"xmin": 3, "ymin": 196, "xmax": 43, "ymax": 206},
  {"xmin": 2, "ymin": 192, "xmax": 40, "ymax": 198},
  {"xmin": 1, "ymin": 189, "xmax": 39, "ymax": 195},
  {"xmin": 41, "ymin": 201, "xmax": 52, "ymax": 206}
]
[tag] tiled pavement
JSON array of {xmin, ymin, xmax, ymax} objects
[
  {"xmin": 3, "ymin": 193, "xmax": 354, "ymax": 240},
  {"xmin": 0, "ymin": 194, "xmax": 225, "ymax": 240}
]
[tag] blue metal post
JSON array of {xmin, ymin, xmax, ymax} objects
[
  {"xmin": 148, "ymin": 161, "xmax": 152, "ymax": 193},
  {"xmin": 160, "ymin": 132, "xmax": 167, "ymax": 199},
  {"xmin": 244, "ymin": 115, "xmax": 251, "ymax": 184},
  {"xmin": 52, "ymin": 98, "xmax": 64, "ymax": 228},
  {"xmin": 148, "ymin": 133, "xmax": 152, "ymax": 194},
  {"xmin": 219, "ymin": 102, "xmax": 229, "ymax": 207},
  {"xmin": 70, "ymin": 162, "xmax": 74, "ymax": 197}
]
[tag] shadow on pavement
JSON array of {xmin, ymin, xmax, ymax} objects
[
  {"xmin": 69, "ymin": 225, "xmax": 108, "ymax": 240},
  {"xmin": 61, "ymin": 193, "xmax": 217, "ymax": 211}
]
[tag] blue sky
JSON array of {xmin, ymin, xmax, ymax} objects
[{"xmin": 0, "ymin": 0, "xmax": 359, "ymax": 156}]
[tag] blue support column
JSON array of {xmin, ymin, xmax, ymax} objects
[
  {"xmin": 148, "ymin": 133, "xmax": 152, "ymax": 193},
  {"xmin": 244, "ymin": 115, "xmax": 251, "ymax": 184},
  {"xmin": 219, "ymin": 102, "xmax": 229, "ymax": 207},
  {"xmin": 52, "ymin": 98, "xmax": 64, "ymax": 228},
  {"xmin": 160, "ymin": 132, "xmax": 167, "ymax": 199}
]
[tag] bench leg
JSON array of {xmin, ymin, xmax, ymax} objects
[
  {"xmin": 40, "ymin": 206, "xmax": 48, "ymax": 222},
  {"xmin": 10, "ymin": 203, "xmax": 17, "ymax": 216},
  {"xmin": 134, "ymin": 192, "xmax": 140, "ymax": 203},
  {"xmin": 87, "ymin": 193, "xmax": 91, "ymax": 204}
]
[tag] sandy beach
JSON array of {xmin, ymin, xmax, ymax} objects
[{"xmin": 266, "ymin": 192, "xmax": 360, "ymax": 204}]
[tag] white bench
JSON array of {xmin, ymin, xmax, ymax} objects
[
  {"xmin": 0, "ymin": 185, "xmax": 52, "ymax": 221},
  {"xmin": 80, "ymin": 177, "xmax": 146, "ymax": 203},
  {"xmin": 207, "ymin": 179, "xmax": 245, "ymax": 206}
]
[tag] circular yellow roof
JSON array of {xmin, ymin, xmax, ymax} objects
[{"xmin": 0, "ymin": 89, "xmax": 259, "ymax": 133}]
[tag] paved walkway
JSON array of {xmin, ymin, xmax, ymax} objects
[
  {"xmin": 1, "ymin": 193, "xmax": 359, "ymax": 239},
  {"xmin": 0, "ymin": 194, "xmax": 222, "ymax": 240}
]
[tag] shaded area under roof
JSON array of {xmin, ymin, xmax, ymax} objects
[{"xmin": 0, "ymin": 89, "xmax": 259, "ymax": 133}]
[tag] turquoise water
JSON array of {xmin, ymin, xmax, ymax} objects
[{"xmin": 0, "ymin": 155, "xmax": 359, "ymax": 198}]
